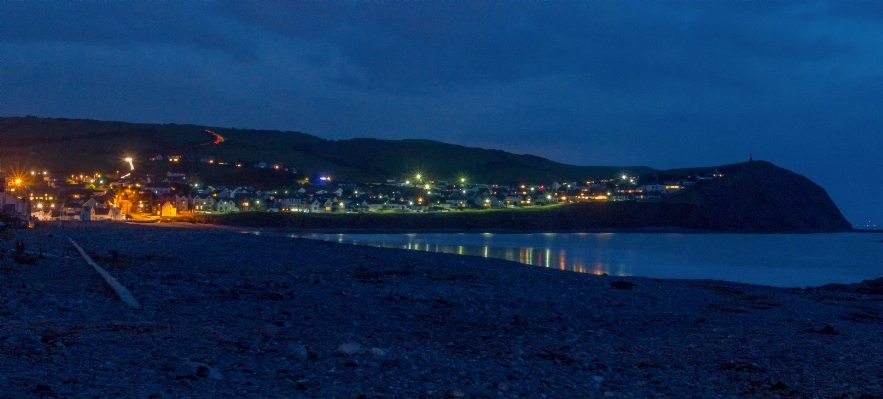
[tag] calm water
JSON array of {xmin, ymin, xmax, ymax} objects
[{"xmin": 299, "ymin": 232, "xmax": 883, "ymax": 288}]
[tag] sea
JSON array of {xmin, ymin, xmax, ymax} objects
[{"xmin": 298, "ymin": 232, "xmax": 883, "ymax": 288}]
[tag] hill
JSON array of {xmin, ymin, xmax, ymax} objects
[
  {"xmin": 0, "ymin": 116, "xmax": 654, "ymax": 184},
  {"xmin": 655, "ymin": 161, "xmax": 853, "ymax": 232},
  {"xmin": 197, "ymin": 161, "xmax": 852, "ymax": 233}
]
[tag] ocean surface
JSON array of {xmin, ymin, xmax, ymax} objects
[{"xmin": 299, "ymin": 232, "xmax": 883, "ymax": 288}]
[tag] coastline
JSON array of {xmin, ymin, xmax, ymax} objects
[{"xmin": 2, "ymin": 223, "xmax": 882, "ymax": 397}]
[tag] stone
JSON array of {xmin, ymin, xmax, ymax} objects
[
  {"xmin": 185, "ymin": 360, "xmax": 223, "ymax": 381},
  {"xmin": 337, "ymin": 343, "xmax": 364, "ymax": 356},
  {"xmin": 287, "ymin": 344, "xmax": 309, "ymax": 360},
  {"xmin": 593, "ymin": 376, "xmax": 604, "ymax": 383},
  {"xmin": 447, "ymin": 389, "xmax": 465, "ymax": 398},
  {"xmin": 368, "ymin": 347, "xmax": 387, "ymax": 356}
]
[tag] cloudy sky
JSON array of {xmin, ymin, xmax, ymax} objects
[{"xmin": 2, "ymin": 2, "xmax": 881, "ymax": 225}]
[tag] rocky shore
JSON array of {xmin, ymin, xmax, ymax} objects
[{"xmin": 1, "ymin": 222, "xmax": 882, "ymax": 398}]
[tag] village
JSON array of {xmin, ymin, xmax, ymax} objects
[{"xmin": 0, "ymin": 155, "xmax": 724, "ymax": 222}]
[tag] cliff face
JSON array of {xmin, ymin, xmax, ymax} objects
[{"xmin": 663, "ymin": 161, "xmax": 852, "ymax": 232}]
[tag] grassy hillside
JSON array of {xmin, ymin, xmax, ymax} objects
[{"xmin": 0, "ymin": 116, "xmax": 654, "ymax": 184}]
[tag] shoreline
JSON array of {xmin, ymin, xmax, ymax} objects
[
  {"xmin": 2, "ymin": 223, "xmax": 882, "ymax": 397},
  {"xmin": 143, "ymin": 217, "xmax": 864, "ymax": 235}
]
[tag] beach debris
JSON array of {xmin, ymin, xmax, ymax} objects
[
  {"xmin": 69, "ymin": 238, "xmax": 141, "ymax": 309},
  {"xmin": 610, "ymin": 281, "xmax": 635, "ymax": 290}
]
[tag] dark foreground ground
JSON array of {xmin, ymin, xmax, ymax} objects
[{"xmin": 1, "ymin": 222, "xmax": 882, "ymax": 398}]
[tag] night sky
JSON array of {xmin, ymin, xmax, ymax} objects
[{"xmin": 2, "ymin": 2, "xmax": 881, "ymax": 226}]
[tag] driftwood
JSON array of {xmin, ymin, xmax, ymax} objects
[{"xmin": 69, "ymin": 238, "xmax": 141, "ymax": 309}]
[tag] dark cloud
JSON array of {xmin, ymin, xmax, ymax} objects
[
  {"xmin": 0, "ymin": 2, "xmax": 253, "ymax": 59},
  {"xmin": 2, "ymin": 1, "xmax": 882, "ymax": 224}
]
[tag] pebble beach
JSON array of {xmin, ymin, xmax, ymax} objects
[{"xmin": 2, "ymin": 222, "xmax": 883, "ymax": 398}]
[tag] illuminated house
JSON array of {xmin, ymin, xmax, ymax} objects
[
  {"xmin": 152, "ymin": 196, "xmax": 178, "ymax": 216},
  {"xmin": 160, "ymin": 201, "xmax": 177, "ymax": 217},
  {"xmin": 192, "ymin": 195, "xmax": 215, "ymax": 213},
  {"xmin": 216, "ymin": 199, "xmax": 238, "ymax": 212}
]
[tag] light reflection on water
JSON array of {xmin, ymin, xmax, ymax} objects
[{"xmin": 297, "ymin": 232, "xmax": 883, "ymax": 288}]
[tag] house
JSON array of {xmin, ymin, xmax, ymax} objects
[
  {"xmin": 445, "ymin": 193, "xmax": 468, "ymax": 208},
  {"xmin": 489, "ymin": 194, "xmax": 508, "ymax": 208},
  {"xmin": 192, "ymin": 195, "xmax": 215, "ymax": 213},
  {"xmin": 216, "ymin": 199, "xmax": 238, "ymax": 212},
  {"xmin": 609, "ymin": 192, "xmax": 631, "ymax": 201},
  {"xmin": 365, "ymin": 198, "xmax": 387, "ymax": 212},
  {"xmin": 638, "ymin": 184, "xmax": 664, "ymax": 193},
  {"xmin": 304, "ymin": 198, "xmax": 323, "ymax": 213},
  {"xmin": 93, "ymin": 207, "xmax": 124, "ymax": 221},
  {"xmin": 0, "ymin": 193, "xmax": 28, "ymax": 214},
  {"xmin": 59, "ymin": 200, "xmax": 83, "ymax": 220},
  {"xmin": 503, "ymin": 195, "xmax": 522, "ymax": 207},
  {"xmin": 143, "ymin": 182, "xmax": 173, "ymax": 195},
  {"xmin": 384, "ymin": 201, "xmax": 408, "ymax": 211},
  {"xmin": 167, "ymin": 155, "xmax": 182, "ymax": 162},
  {"xmin": 159, "ymin": 201, "xmax": 177, "ymax": 217},
  {"xmin": 254, "ymin": 162, "xmax": 268, "ymax": 169},
  {"xmin": 275, "ymin": 196, "xmax": 303, "ymax": 212},
  {"xmin": 475, "ymin": 194, "xmax": 492, "ymax": 208},
  {"xmin": 149, "ymin": 154, "xmax": 165, "ymax": 161},
  {"xmin": 81, "ymin": 206, "xmax": 95, "ymax": 221},
  {"xmin": 175, "ymin": 194, "xmax": 189, "ymax": 212}
]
